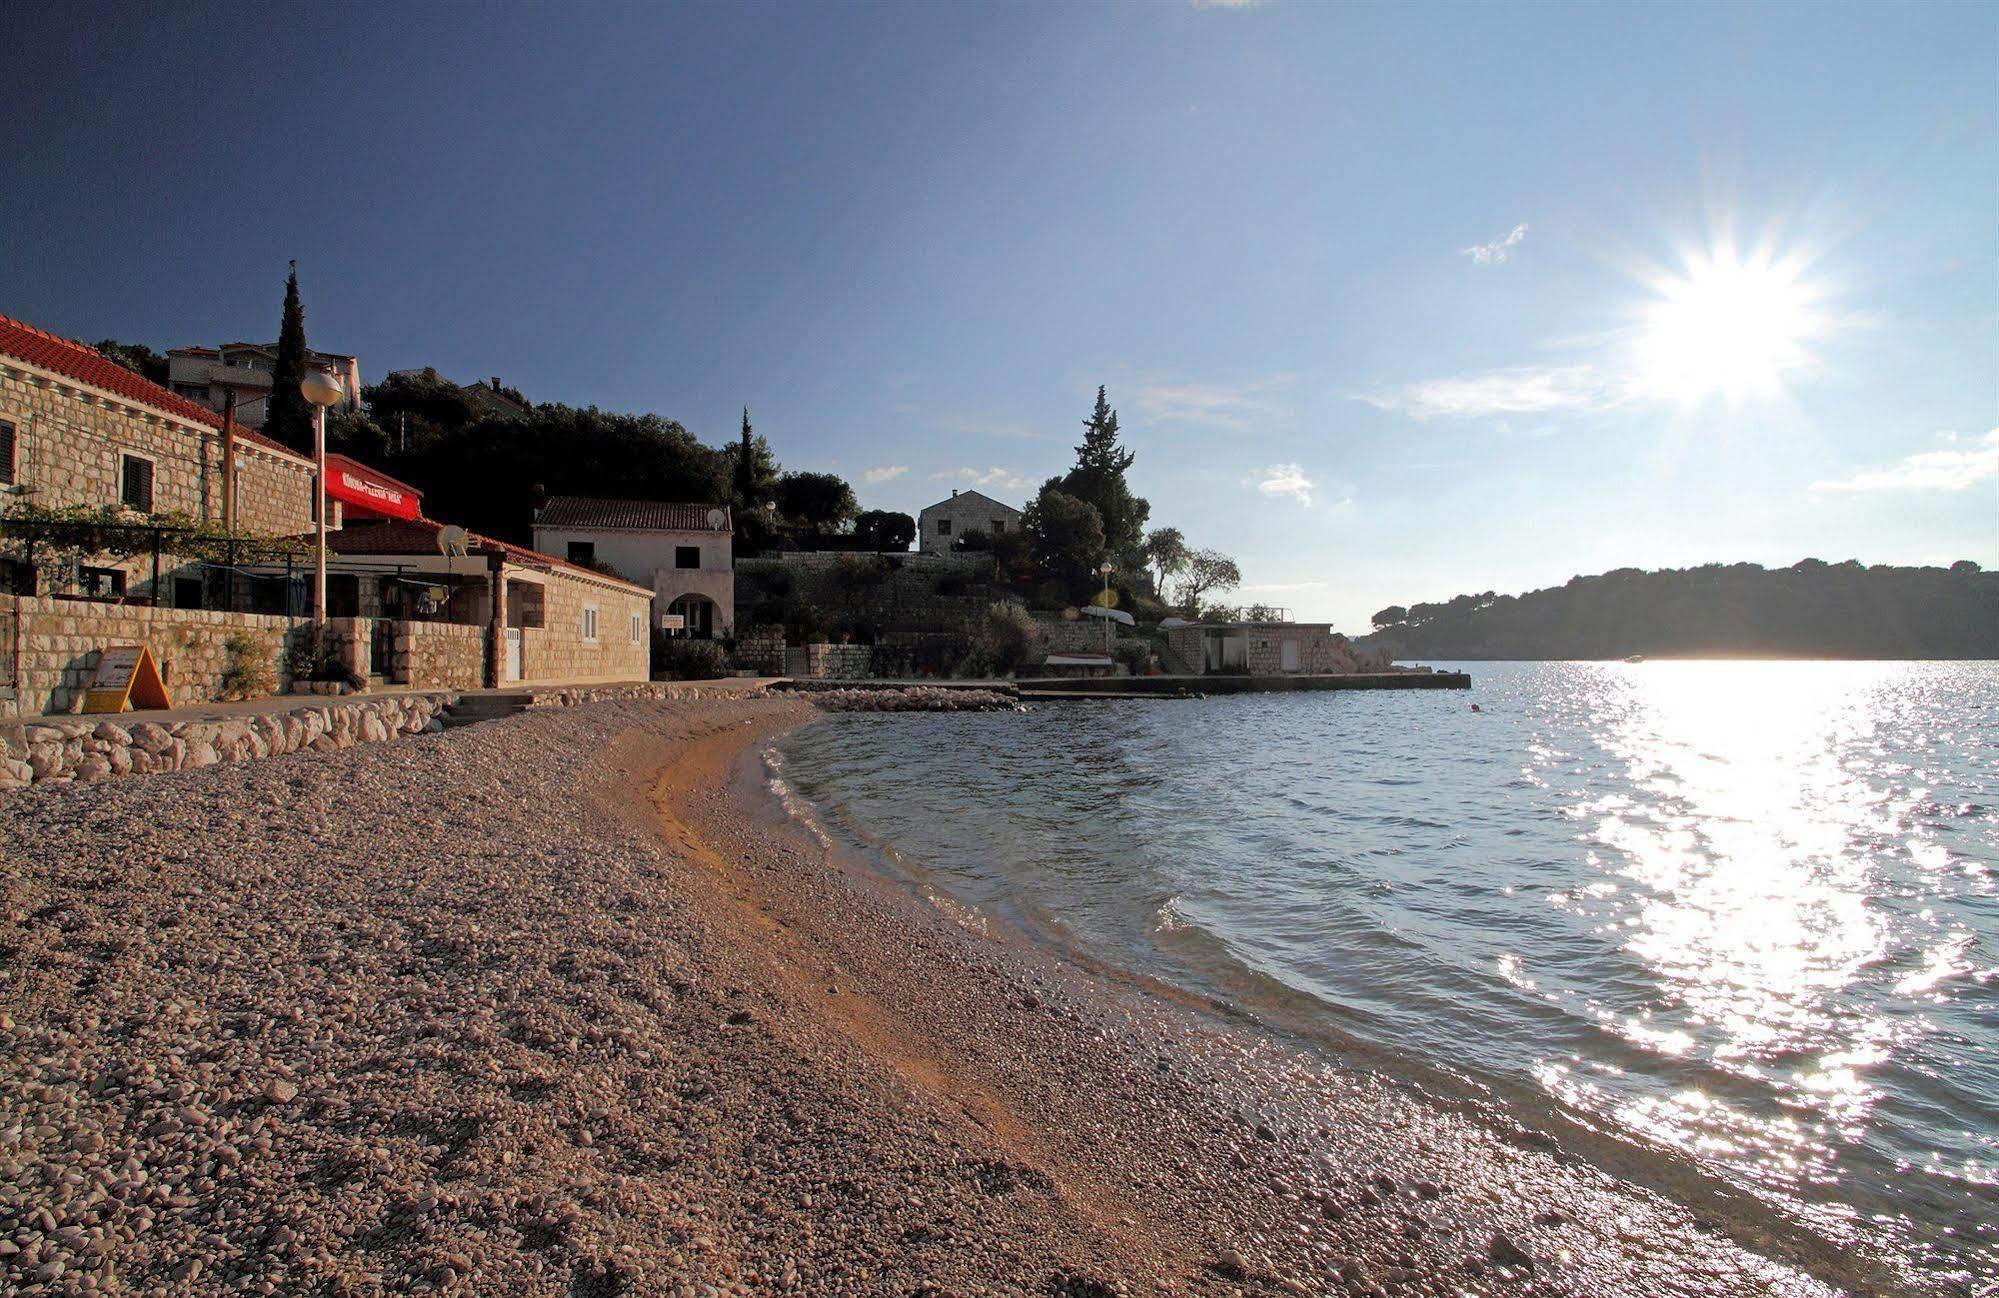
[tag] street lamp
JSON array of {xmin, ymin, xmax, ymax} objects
[
  {"xmin": 301, "ymin": 366, "xmax": 345, "ymax": 623},
  {"xmin": 1097, "ymin": 561, "xmax": 1114, "ymax": 653}
]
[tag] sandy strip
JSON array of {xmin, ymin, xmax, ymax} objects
[{"xmin": 0, "ymin": 697, "xmax": 1901, "ymax": 1296}]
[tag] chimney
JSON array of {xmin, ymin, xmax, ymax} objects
[
  {"xmin": 530, "ymin": 482, "xmax": 548, "ymax": 519},
  {"xmin": 951, "ymin": 489, "xmax": 958, "ymax": 497},
  {"xmin": 491, "ymin": 376, "xmax": 502, "ymax": 391}
]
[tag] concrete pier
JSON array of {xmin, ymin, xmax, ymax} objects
[{"xmin": 1014, "ymin": 671, "xmax": 1470, "ymax": 699}]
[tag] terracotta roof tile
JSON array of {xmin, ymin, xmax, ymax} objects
[
  {"xmin": 0, "ymin": 313, "xmax": 309, "ymax": 465},
  {"xmin": 536, "ymin": 495, "xmax": 731, "ymax": 531},
  {"xmin": 322, "ymin": 517, "xmax": 652, "ymax": 594}
]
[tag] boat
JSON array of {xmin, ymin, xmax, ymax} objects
[{"xmin": 1625, "ymin": 654, "xmax": 1645, "ymax": 663}]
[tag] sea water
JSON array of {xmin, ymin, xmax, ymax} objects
[{"xmin": 770, "ymin": 661, "xmax": 1998, "ymax": 1286}]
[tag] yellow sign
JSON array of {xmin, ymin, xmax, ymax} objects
[{"xmin": 80, "ymin": 644, "xmax": 171, "ymax": 714}]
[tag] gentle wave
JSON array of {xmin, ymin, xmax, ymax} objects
[{"xmin": 770, "ymin": 662, "xmax": 1999, "ymax": 1287}]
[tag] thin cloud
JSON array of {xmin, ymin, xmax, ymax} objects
[
  {"xmin": 1190, "ymin": 0, "xmax": 1267, "ymax": 8},
  {"xmin": 863, "ymin": 465, "xmax": 908, "ymax": 485},
  {"xmin": 1133, "ymin": 379, "xmax": 1282, "ymax": 430},
  {"xmin": 939, "ymin": 414, "xmax": 1043, "ymax": 440},
  {"xmin": 1465, "ymin": 222, "xmax": 1529, "ymax": 265},
  {"xmin": 1810, "ymin": 429, "xmax": 1999, "ymax": 493},
  {"xmin": 1357, "ymin": 364, "xmax": 1622, "ymax": 420},
  {"xmin": 930, "ymin": 466, "xmax": 1036, "ymax": 493},
  {"xmin": 1243, "ymin": 462, "xmax": 1314, "ymax": 506}
]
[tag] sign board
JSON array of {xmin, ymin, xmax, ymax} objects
[
  {"xmin": 657, "ymin": 612, "xmax": 685, "ymax": 631},
  {"xmin": 80, "ymin": 643, "xmax": 171, "ymax": 714}
]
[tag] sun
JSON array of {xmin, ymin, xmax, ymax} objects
[{"xmin": 1633, "ymin": 245, "xmax": 1827, "ymax": 404}]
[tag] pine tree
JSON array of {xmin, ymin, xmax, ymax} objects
[
  {"xmin": 264, "ymin": 262, "xmax": 312, "ymax": 454},
  {"xmin": 1060, "ymin": 386, "xmax": 1148, "ymax": 561}
]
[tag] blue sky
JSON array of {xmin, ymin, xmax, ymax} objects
[{"xmin": 3, "ymin": 1, "xmax": 1992, "ymax": 629}]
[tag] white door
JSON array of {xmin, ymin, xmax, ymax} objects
[
  {"xmin": 504, "ymin": 627, "xmax": 523, "ymax": 682},
  {"xmin": 1281, "ymin": 639, "xmax": 1301, "ymax": 672}
]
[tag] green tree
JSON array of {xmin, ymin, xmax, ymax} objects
[
  {"xmin": 1143, "ymin": 526, "xmax": 1188, "ymax": 600},
  {"xmin": 776, "ymin": 471, "xmax": 859, "ymax": 534},
  {"xmin": 362, "ymin": 368, "xmax": 478, "ymax": 449},
  {"xmin": 724, "ymin": 408, "xmax": 780, "ymax": 548},
  {"xmin": 1022, "ymin": 483, "xmax": 1105, "ymax": 598},
  {"xmin": 1371, "ymin": 605, "xmax": 1409, "ymax": 630},
  {"xmin": 265, "ymin": 262, "xmax": 312, "ymax": 454},
  {"xmin": 93, "ymin": 340, "xmax": 168, "ymax": 386},
  {"xmin": 1178, "ymin": 548, "xmax": 1242, "ymax": 617},
  {"xmin": 1060, "ymin": 386, "xmax": 1149, "ymax": 561},
  {"xmin": 854, "ymin": 509, "xmax": 916, "ymax": 551}
]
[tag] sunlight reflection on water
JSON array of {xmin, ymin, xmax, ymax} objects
[{"xmin": 774, "ymin": 661, "xmax": 1999, "ymax": 1282}]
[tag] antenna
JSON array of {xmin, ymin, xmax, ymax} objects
[
  {"xmin": 437, "ymin": 525, "xmax": 469, "ymax": 558},
  {"xmin": 705, "ymin": 508, "xmax": 726, "ymax": 530}
]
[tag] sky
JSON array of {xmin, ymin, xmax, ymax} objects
[{"xmin": 2, "ymin": 0, "xmax": 1993, "ymax": 630}]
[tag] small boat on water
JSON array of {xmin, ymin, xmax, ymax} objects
[{"xmin": 1624, "ymin": 654, "xmax": 1646, "ymax": 663}]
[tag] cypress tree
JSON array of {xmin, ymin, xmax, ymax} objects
[
  {"xmin": 1060, "ymin": 385, "xmax": 1148, "ymax": 560},
  {"xmin": 264, "ymin": 262, "xmax": 312, "ymax": 454}
]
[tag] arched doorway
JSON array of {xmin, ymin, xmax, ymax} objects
[{"xmin": 666, "ymin": 593, "xmax": 717, "ymax": 639}]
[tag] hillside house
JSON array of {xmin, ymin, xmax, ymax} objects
[
  {"xmin": 917, "ymin": 489, "xmax": 1021, "ymax": 554},
  {"xmin": 532, "ymin": 496, "xmax": 734, "ymax": 639}
]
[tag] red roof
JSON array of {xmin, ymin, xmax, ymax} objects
[
  {"xmin": 536, "ymin": 495, "xmax": 731, "ymax": 531},
  {"xmin": 0, "ymin": 313, "xmax": 309, "ymax": 465},
  {"xmin": 322, "ymin": 517, "xmax": 652, "ymax": 594}
]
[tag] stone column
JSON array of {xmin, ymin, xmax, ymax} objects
[{"xmin": 483, "ymin": 549, "xmax": 507, "ymax": 689}]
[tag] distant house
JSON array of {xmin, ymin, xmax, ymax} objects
[
  {"xmin": 916, "ymin": 489, "xmax": 1022, "ymax": 554},
  {"xmin": 532, "ymin": 496, "xmax": 734, "ymax": 639},
  {"xmin": 1160, "ymin": 619, "xmax": 1384, "ymax": 676},
  {"xmin": 166, "ymin": 341, "xmax": 361, "ymax": 430}
]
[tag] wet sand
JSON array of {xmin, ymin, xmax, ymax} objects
[{"xmin": 0, "ymin": 697, "xmax": 1900, "ymax": 1295}]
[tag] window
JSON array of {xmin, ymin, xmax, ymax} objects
[
  {"xmin": 630, "ymin": 612, "xmax": 643, "ymax": 643},
  {"xmin": 0, "ymin": 420, "xmax": 14, "ymax": 484},
  {"xmin": 0, "ymin": 559, "xmax": 35, "ymax": 595},
  {"xmin": 936, "ymin": 518, "xmax": 952, "ymax": 535},
  {"xmin": 173, "ymin": 383, "xmax": 206, "ymax": 400},
  {"xmin": 991, "ymin": 519, "xmax": 1005, "ymax": 534},
  {"xmin": 581, "ymin": 605, "xmax": 599, "ymax": 640},
  {"xmin": 79, "ymin": 567, "xmax": 126, "ymax": 601},
  {"xmin": 173, "ymin": 577, "xmax": 203, "ymax": 610},
  {"xmin": 567, "ymin": 540, "xmax": 595, "ymax": 564},
  {"xmin": 119, "ymin": 454, "xmax": 154, "ymax": 512},
  {"xmin": 675, "ymin": 545, "xmax": 701, "ymax": 570}
]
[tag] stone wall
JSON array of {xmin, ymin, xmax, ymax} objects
[
  {"xmin": 1, "ymin": 595, "xmax": 312, "ymax": 717},
  {"xmin": 0, "ymin": 362, "xmax": 315, "ymax": 597},
  {"xmin": 0, "ymin": 692, "xmax": 452, "ymax": 790},
  {"xmin": 524, "ymin": 570, "xmax": 651, "ymax": 685},
  {"xmin": 800, "ymin": 643, "xmax": 873, "ymax": 679},
  {"xmin": 1033, "ymin": 614, "xmax": 1146, "ymax": 658},
  {"xmin": 917, "ymin": 492, "xmax": 1023, "ymax": 554},
  {"xmin": 397, "ymin": 620, "xmax": 484, "ymax": 691},
  {"xmin": 732, "ymin": 624, "xmax": 785, "ymax": 675}
]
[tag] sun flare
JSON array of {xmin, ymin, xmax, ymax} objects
[{"xmin": 1634, "ymin": 245, "xmax": 1828, "ymax": 404}]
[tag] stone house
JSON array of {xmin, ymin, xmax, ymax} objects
[
  {"xmin": 531, "ymin": 496, "xmax": 734, "ymax": 639},
  {"xmin": 917, "ymin": 489, "xmax": 1022, "ymax": 554},
  {"xmin": 1160, "ymin": 620, "xmax": 1384, "ymax": 676},
  {"xmin": 0, "ymin": 313, "xmax": 320, "ymax": 603},
  {"xmin": 166, "ymin": 340, "xmax": 361, "ymax": 431},
  {"xmin": 0, "ymin": 312, "xmax": 650, "ymax": 713}
]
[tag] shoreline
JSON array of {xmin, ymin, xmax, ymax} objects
[{"xmin": 0, "ymin": 696, "xmax": 1921, "ymax": 1295}]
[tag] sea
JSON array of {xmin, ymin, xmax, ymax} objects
[{"xmin": 767, "ymin": 661, "xmax": 1998, "ymax": 1290}]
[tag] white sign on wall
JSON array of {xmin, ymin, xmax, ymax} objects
[{"xmin": 657, "ymin": 613, "xmax": 685, "ymax": 631}]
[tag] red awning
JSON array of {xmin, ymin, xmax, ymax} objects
[{"xmin": 324, "ymin": 454, "xmax": 423, "ymax": 521}]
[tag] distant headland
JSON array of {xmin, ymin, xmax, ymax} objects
[{"xmin": 1356, "ymin": 560, "xmax": 1996, "ymax": 660}]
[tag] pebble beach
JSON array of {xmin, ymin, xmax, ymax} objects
[{"xmin": 0, "ymin": 696, "xmax": 1882, "ymax": 1296}]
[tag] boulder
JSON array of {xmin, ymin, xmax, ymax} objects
[
  {"xmin": 91, "ymin": 721, "xmax": 132, "ymax": 746},
  {"xmin": 129, "ymin": 722, "xmax": 175, "ymax": 754}
]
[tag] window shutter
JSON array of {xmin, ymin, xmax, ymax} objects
[
  {"xmin": 0, "ymin": 421, "xmax": 14, "ymax": 484},
  {"xmin": 122, "ymin": 455, "xmax": 154, "ymax": 511}
]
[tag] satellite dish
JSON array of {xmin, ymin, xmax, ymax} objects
[
  {"xmin": 705, "ymin": 508, "xmax": 727, "ymax": 530},
  {"xmin": 437, "ymin": 525, "xmax": 470, "ymax": 558}
]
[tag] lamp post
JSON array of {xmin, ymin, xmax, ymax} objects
[
  {"xmin": 300, "ymin": 367, "xmax": 345, "ymax": 623},
  {"xmin": 1097, "ymin": 561, "xmax": 1114, "ymax": 654}
]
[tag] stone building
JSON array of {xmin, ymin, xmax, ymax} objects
[
  {"xmin": 0, "ymin": 312, "xmax": 651, "ymax": 714},
  {"xmin": 916, "ymin": 489, "xmax": 1022, "ymax": 554},
  {"xmin": 1159, "ymin": 619, "xmax": 1385, "ymax": 676},
  {"xmin": 166, "ymin": 341, "xmax": 361, "ymax": 431},
  {"xmin": 531, "ymin": 496, "xmax": 734, "ymax": 639},
  {"xmin": 0, "ymin": 313, "xmax": 319, "ymax": 601}
]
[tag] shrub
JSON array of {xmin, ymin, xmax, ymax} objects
[
  {"xmin": 1113, "ymin": 639, "xmax": 1152, "ymax": 675},
  {"xmin": 975, "ymin": 600, "xmax": 1039, "ymax": 676},
  {"xmin": 654, "ymin": 637, "xmax": 730, "ymax": 680},
  {"xmin": 935, "ymin": 573, "xmax": 970, "ymax": 598},
  {"xmin": 221, "ymin": 633, "xmax": 276, "ymax": 700},
  {"xmin": 285, "ymin": 624, "xmax": 347, "ymax": 683}
]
